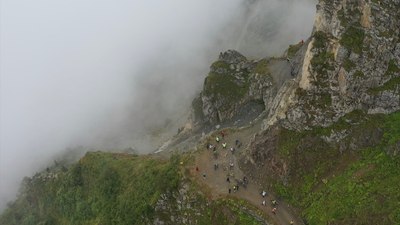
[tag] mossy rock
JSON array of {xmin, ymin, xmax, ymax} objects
[{"xmin": 203, "ymin": 72, "xmax": 249, "ymax": 101}]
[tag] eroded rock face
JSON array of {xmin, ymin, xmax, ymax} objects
[
  {"xmin": 241, "ymin": 0, "xmax": 400, "ymax": 186},
  {"xmin": 278, "ymin": 0, "xmax": 400, "ymax": 131},
  {"xmin": 192, "ymin": 50, "xmax": 277, "ymax": 125}
]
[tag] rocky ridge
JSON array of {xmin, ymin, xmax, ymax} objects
[{"xmin": 270, "ymin": 0, "xmax": 400, "ymax": 131}]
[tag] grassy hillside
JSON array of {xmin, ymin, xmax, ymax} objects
[
  {"xmin": 0, "ymin": 152, "xmax": 265, "ymax": 225},
  {"xmin": 273, "ymin": 111, "xmax": 400, "ymax": 225},
  {"xmin": 0, "ymin": 152, "xmax": 181, "ymax": 225}
]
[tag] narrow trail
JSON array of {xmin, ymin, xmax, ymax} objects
[{"xmin": 189, "ymin": 125, "xmax": 303, "ymax": 225}]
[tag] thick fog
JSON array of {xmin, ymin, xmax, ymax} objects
[{"xmin": 0, "ymin": 0, "xmax": 316, "ymax": 211}]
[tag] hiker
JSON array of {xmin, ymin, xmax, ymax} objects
[
  {"xmin": 213, "ymin": 150, "xmax": 218, "ymax": 159},
  {"xmin": 196, "ymin": 166, "xmax": 199, "ymax": 172},
  {"xmin": 214, "ymin": 163, "xmax": 218, "ymax": 170},
  {"xmin": 272, "ymin": 200, "xmax": 278, "ymax": 206},
  {"xmin": 243, "ymin": 176, "xmax": 248, "ymax": 184},
  {"xmin": 272, "ymin": 207, "xmax": 277, "ymax": 214},
  {"xmin": 235, "ymin": 139, "xmax": 240, "ymax": 146},
  {"xmin": 220, "ymin": 131, "xmax": 225, "ymax": 139},
  {"xmin": 261, "ymin": 190, "xmax": 267, "ymax": 197},
  {"xmin": 216, "ymin": 136, "xmax": 220, "ymax": 143},
  {"xmin": 202, "ymin": 173, "xmax": 206, "ymax": 179},
  {"xmin": 226, "ymin": 177, "xmax": 230, "ymax": 183},
  {"xmin": 229, "ymin": 188, "xmax": 231, "ymax": 194},
  {"xmin": 262, "ymin": 200, "xmax": 266, "ymax": 206},
  {"xmin": 229, "ymin": 162, "xmax": 234, "ymax": 169},
  {"xmin": 290, "ymin": 220, "xmax": 294, "ymax": 225},
  {"xmin": 230, "ymin": 147, "xmax": 235, "ymax": 154},
  {"xmin": 222, "ymin": 142, "xmax": 227, "ymax": 148},
  {"xmin": 235, "ymin": 185, "xmax": 239, "ymax": 191},
  {"xmin": 233, "ymin": 185, "xmax": 237, "ymax": 192}
]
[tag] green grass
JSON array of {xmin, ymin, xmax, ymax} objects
[
  {"xmin": 303, "ymin": 149, "xmax": 400, "ymax": 225},
  {"xmin": 253, "ymin": 59, "xmax": 269, "ymax": 75},
  {"xmin": 277, "ymin": 128, "xmax": 305, "ymax": 157},
  {"xmin": 0, "ymin": 152, "xmax": 181, "ymax": 225},
  {"xmin": 211, "ymin": 60, "xmax": 231, "ymax": 71},
  {"xmin": 0, "ymin": 151, "xmax": 268, "ymax": 225},
  {"xmin": 205, "ymin": 199, "xmax": 265, "ymax": 225},
  {"xmin": 203, "ymin": 72, "xmax": 249, "ymax": 101},
  {"xmin": 273, "ymin": 111, "xmax": 400, "ymax": 225}
]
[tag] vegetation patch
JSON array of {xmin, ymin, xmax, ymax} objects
[
  {"xmin": 206, "ymin": 198, "xmax": 265, "ymax": 225},
  {"xmin": 340, "ymin": 25, "xmax": 365, "ymax": 54},
  {"xmin": 192, "ymin": 96, "xmax": 204, "ymax": 121},
  {"xmin": 253, "ymin": 59, "xmax": 269, "ymax": 75},
  {"xmin": 211, "ymin": 60, "xmax": 230, "ymax": 71},
  {"xmin": 0, "ymin": 152, "xmax": 181, "ymax": 225},
  {"xmin": 368, "ymin": 76, "xmax": 400, "ymax": 94},
  {"xmin": 353, "ymin": 70, "xmax": 364, "ymax": 78},
  {"xmin": 337, "ymin": 8, "xmax": 348, "ymax": 27},
  {"xmin": 272, "ymin": 110, "xmax": 400, "ymax": 225},
  {"xmin": 303, "ymin": 149, "xmax": 400, "ymax": 225},
  {"xmin": 343, "ymin": 58, "xmax": 356, "ymax": 72},
  {"xmin": 313, "ymin": 31, "xmax": 328, "ymax": 49},
  {"xmin": 203, "ymin": 72, "xmax": 249, "ymax": 101},
  {"xmin": 311, "ymin": 31, "xmax": 334, "ymax": 84},
  {"xmin": 287, "ymin": 43, "xmax": 303, "ymax": 58},
  {"xmin": 311, "ymin": 52, "xmax": 334, "ymax": 81},
  {"xmin": 385, "ymin": 59, "xmax": 400, "ymax": 76}
]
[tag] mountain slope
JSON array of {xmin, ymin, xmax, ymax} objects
[
  {"xmin": 1, "ymin": 0, "xmax": 399, "ymax": 224},
  {"xmin": 0, "ymin": 152, "xmax": 269, "ymax": 225}
]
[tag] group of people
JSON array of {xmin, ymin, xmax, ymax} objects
[
  {"xmin": 260, "ymin": 191, "xmax": 294, "ymax": 224},
  {"xmin": 206, "ymin": 131, "xmax": 247, "ymax": 193},
  {"xmin": 201, "ymin": 131, "xmax": 295, "ymax": 225}
]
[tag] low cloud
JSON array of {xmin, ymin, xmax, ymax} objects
[{"xmin": 0, "ymin": 0, "xmax": 316, "ymax": 211}]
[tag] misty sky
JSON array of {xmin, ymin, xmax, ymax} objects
[{"xmin": 0, "ymin": 0, "xmax": 316, "ymax": 211}]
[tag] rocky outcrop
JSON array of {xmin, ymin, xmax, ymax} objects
[
  {"xmin": 263, "ymin": 0, "xmax": 400, "ymax": 131},
  {"xmin": 241, "ymin": 0, "xmax": 400, "ymax": 194},
  {"xmin": 192, "ymin": 50, "xmax": 277, "ymax": 126}
]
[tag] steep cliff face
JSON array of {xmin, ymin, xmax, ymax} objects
[
  {"xmin": 271, "ymin": 0, "xmax": 400, "ymax": 131},
  {"xmin": 192, "ymin": 50, "xmax": 277, "ymax": 126},
  {"xmin": 247, "ymin": 0, "xmax": 400, "ymax": 185},
  {"xmin": 238, "ymin": 1, "xmax": 400, "ymax": 223}
]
